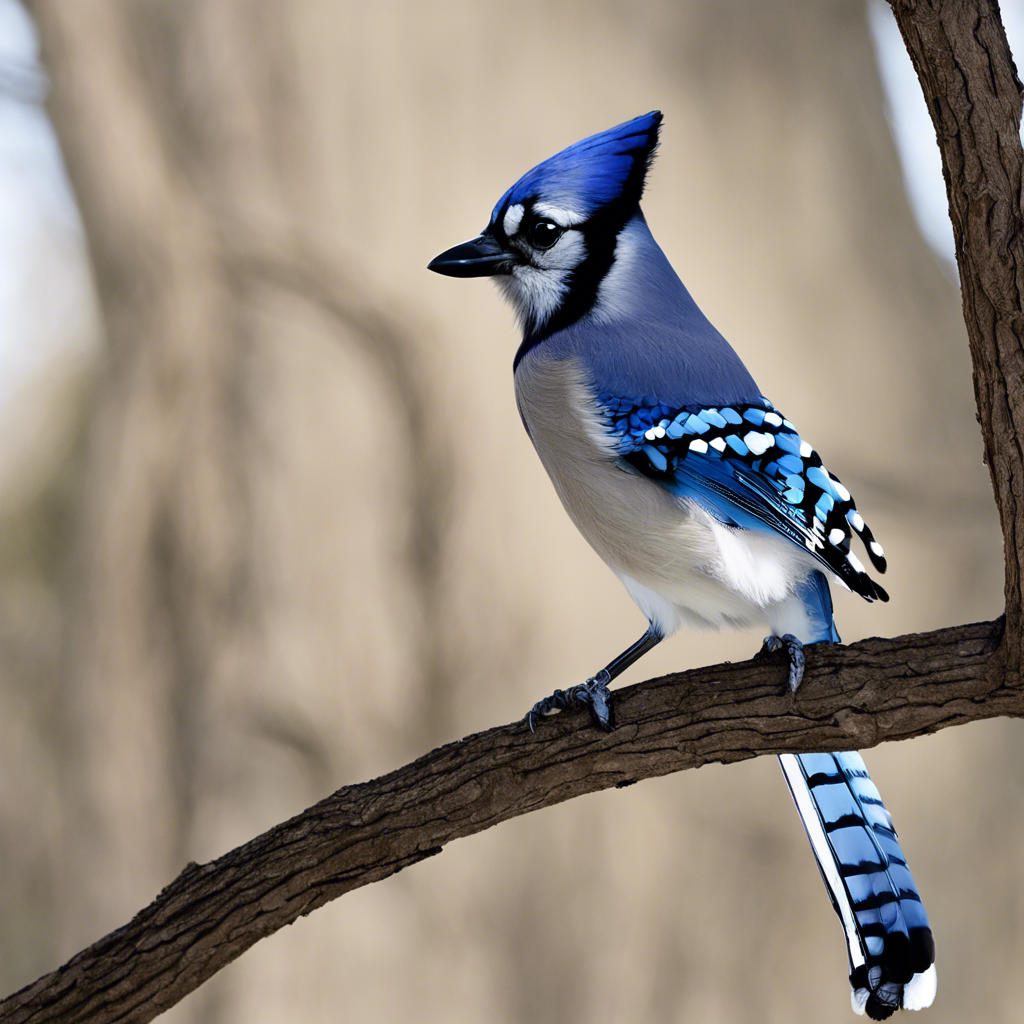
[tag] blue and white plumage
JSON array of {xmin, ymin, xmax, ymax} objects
[{"xmin": 429, "ymin": 111, "xmax": 935, "ymax": 1019}]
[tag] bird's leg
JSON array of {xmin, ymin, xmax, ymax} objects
[
  {"xmin": 756, "ymin": 633, "xmax": 805, "ymax": 691},
  {"xmin": 527, "ymin": 626, "xmax": 663, "ymax": 732}
]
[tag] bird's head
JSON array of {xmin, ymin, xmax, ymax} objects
[{"xmin": 429, "ymin": 111, "xmax": 662, "ymax": 340}]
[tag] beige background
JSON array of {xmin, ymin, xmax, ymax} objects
[{"xmin": 0, "ymin": 0, "xmax": 1016, "ymax": 1021}]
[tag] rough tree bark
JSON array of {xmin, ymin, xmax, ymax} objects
[
  {"xmin": 1, "ymin": 0, "xmax": 1021, "ymax": 1022},
  {"xmin": 888, "ymin": 0, "xmax": 1024, "ymax": 674}
]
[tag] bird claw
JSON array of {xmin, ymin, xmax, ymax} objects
[
  {"xmin": 757, "ymin": 633, "xmax": 805, "ymax": 691},
  {"xmin": 526, "ymin": 669, "xmax": 615, "ymax": 732}
]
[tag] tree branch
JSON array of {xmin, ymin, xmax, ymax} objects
[{"xmin": 0, "ymin": 618, "xmax": 1010, "ymax": 1024}]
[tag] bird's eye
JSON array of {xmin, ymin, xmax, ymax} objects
[{"xmin": 527, "ymin": 218, "xmax": 562, "ymax": 250}]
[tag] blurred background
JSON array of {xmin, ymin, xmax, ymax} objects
[{"xmin": 0, "ymin": 0, "xmax": 1021, "ymax": 1021}]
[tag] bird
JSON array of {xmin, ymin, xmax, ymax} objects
[{"xmin": 428, "ymin": 111, "xmax": 936, "ymax": 1019}]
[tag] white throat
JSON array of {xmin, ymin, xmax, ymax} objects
[{"xmin": 493, "ymin": 221, "xmax": 587, "ymax": 334}]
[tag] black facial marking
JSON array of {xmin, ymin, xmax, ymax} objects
[{"xmin": 512, "ymin": 205, "xmax": 624, "ymax": 370}]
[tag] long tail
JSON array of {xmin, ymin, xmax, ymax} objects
[{"xmin": 776, "ymin": 572, "xmax": 936, "ymax": 1019}]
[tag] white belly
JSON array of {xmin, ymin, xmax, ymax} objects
[{"xmin": 513, "ymin": 353, "xmax": 815, "ymax": 636}]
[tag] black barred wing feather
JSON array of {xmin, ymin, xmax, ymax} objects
[{"xmin": 599, "ymin": 395, "xmax": 888, "ymax": 601}]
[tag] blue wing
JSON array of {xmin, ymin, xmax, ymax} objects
[{"xmin": 599, "ymin": 394, "xmax": 888, "ymax": 601}]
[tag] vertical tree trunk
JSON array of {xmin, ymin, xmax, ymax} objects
[{"xmin": 889, "ymin": 0, "xmax": 1024, "ymax": 675}]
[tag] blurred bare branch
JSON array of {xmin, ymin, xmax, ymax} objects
[
  {"xmin": 230, "ymin": 243, "xmax": 454, "ymax": 591},
  {"xmin": 229, "ymin": 241, "xmax": 460, "ymax": 744}
]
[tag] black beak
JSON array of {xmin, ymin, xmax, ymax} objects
[{"xmin": 428, "ymin": 234, "xmax": 509, "ymax": 278}]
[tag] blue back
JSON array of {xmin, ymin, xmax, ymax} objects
[{"xmin": 532, "ymin": 214, "xmax": 762, "ymax": 407}]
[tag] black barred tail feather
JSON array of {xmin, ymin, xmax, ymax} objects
[{"xmin": 779, "ymin": 753, "xmax": 936, "ymax": 1019}]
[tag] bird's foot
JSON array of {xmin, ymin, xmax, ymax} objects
[
  {"xmin": 756, "ymin": 633, "xmax": 805, "ymax": 692},
  {"xmin": 526, "ymin": 669, "xmax": 614, "ymax": 732}
]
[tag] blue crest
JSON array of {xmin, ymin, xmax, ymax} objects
[{"xmin": 490, "ymin": 111, "xmax": 662, "ymax": 224}]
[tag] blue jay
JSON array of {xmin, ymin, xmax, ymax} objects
[{"xmin": 429, "ymin": 111, "xmax": 935, "ymax": 1019}]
